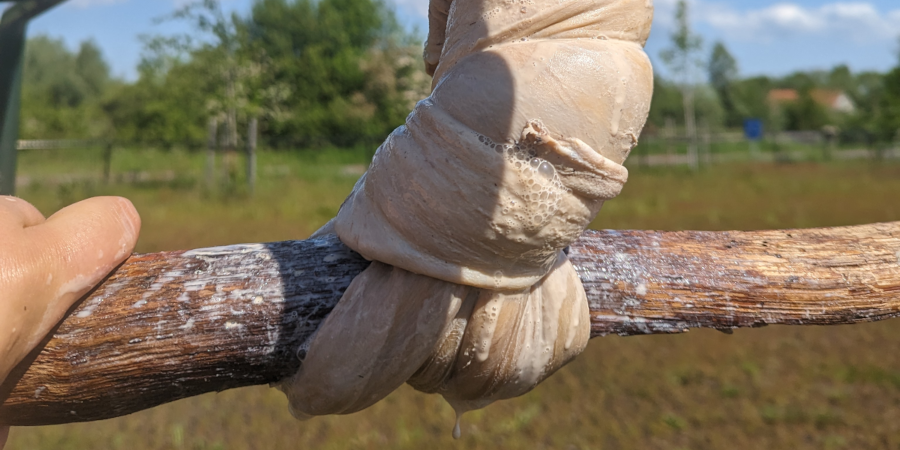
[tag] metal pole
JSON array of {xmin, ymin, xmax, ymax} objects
[
  {"xmin": 0, "ymin": 13, "xmax": 26, "ymax": 195},
  {"xmin": 0, "ymin": 0, "xmax": 69, "ymax": 195}
]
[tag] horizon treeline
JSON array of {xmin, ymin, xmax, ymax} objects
[
  {"xmin": 21, "ymin": 0, "xmax": 430, "ymax": 149},
  {"xmin": 17, "ymin": 0, "xmax": 900, "ymax": 148},
  {"xmin": 650, "ymin": 42, "xmax": 900, "ymax": 143}
]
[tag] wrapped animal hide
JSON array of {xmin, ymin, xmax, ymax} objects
[{"xmin": 279, "ymin": 0, "xmax": 654, "ymax": 425}]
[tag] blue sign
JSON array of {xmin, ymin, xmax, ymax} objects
[{"xmin": 744, "ymin": 119, "xmax": 764, "ymax": 141}]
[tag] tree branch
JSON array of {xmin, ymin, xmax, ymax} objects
[{"xmin": 2, "ymin": 223, "xmax": 899, "ymax": 426}]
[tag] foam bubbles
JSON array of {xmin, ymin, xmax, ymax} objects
[
  {"xmin": 474, "ymin": 131, "xmax": 569, "ymax": 243},
  {"xmin": 538, "ymin": 161, "xmax": 555, "ymax": 179}
]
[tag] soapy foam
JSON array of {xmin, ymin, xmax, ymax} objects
[
  {"xmin": 476, "ymin": 131, "xmax": 569, "ymax": 239},
  {"xmin": 283, "ymin": 0, "xmax": 651, "ymax": 435}
]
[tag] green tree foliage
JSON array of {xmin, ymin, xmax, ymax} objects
[
  {"xmin": 707, "ymin": 41, "xmax": 739, "ymax": 127},
  {"xmin": 647, "ymin": 76, "xmax": 682, "ymax": 129},
  {"xmin": 782, "ymin": 89, "xmax": 830, "ymax": 131},
  {"xmin": 101, "ymin": 0, "xmax": 427, "ymax": 148},
  {"xmin": 245, "ymin": 0, "xmax": 427, "ymax": 146},
  {"xmin": 708, "ymin": 42, "xmax": 738, "ymax": 90},
  {"xmin": 104, "ymin": 0, "xmax": 284, "ymax": 147},
  {"xmin": 882, "ymin": 38, "xmax": 900, "ymax": 141},
  {"xmin": 659, "ymin": 1, "xmax": 704, "ymax": 85},
  {"xmin": 36, "ymin": 0, "xmax": 427, "ymax": 149},
  {"xmin": 18, "ymin": 1, "xmax": 896, "ymax": 148},
  {"xmin": 647, "ymin": 76, "xmax": 724, "ymax": 132},
  {"xmin": 879, "ymin": 67, "xmax": 900, "ymax": 141},
  {"xmin": 729, "ymin": 76, "xmax": 773, "ymax": 125},
  {"xmin": 826, "ymin": 65, "xmax": 853, "ymax": 92},
  {"xmin": 20, "ymin": 37, "xmax": 114, "ymax": 139},
  {"xmin": 100, "ymin": 49, "xmax": 211, "ymax": 145},
  {"xmin": 659, "ymin": 0, "xmax": 704, "ymax": 167}
]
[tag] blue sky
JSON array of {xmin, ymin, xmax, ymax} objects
[{"xmin": 12, "ymin": 0, "xmax": 900, "ymax": 81}]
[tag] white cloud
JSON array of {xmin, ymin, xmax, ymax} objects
[{"xmin": 681, "ymin": 1, "xmax": 900, "ymax": 43}]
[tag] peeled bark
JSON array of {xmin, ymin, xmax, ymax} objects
[{"xmin": 1, "ymin": 222, "xmax": 899, "ymax": 426}]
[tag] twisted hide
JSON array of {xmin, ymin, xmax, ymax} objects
[{"xmin": 279, "ymin": 0, "xmax": 654, "ymax": 424}]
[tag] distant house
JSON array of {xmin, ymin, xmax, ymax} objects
[
  {"xmin": 766, "ymin": 88, "xmax": 856, "ymax": 114},
  {"xmin": 810, "ymin": 90, "xmax": 856, "ymax": 114},
  {"xmin": 767, "ymin": 89, "xmax": 799, "ymax": 103}
]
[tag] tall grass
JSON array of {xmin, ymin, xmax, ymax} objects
[{"xmin": 6, "ymin": 150, "xmax": 900, "ymax": 449}]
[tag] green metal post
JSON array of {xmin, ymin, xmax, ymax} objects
[
  {"xmin": 0, "ymin": 0, "xmax": 68, "ymax": 195},
  {"xmin": 0, "ymin": 10, "xmax": 25, "ymax": 195}
]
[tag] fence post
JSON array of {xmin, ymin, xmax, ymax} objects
[
  {"xmin": 700, "ymin": 120, "xmax": 711, "ymax": 166},
  {"xmin": 664, "ymin": 117, "xmax": 675, "ymax": 164},
  {"xmin": 102, "ymin": 142, "xmax": 113, "ymax": 184},
  {"xmin": 221, "ymin": 112, "xmax": 238, "ymax": 186},
  {"xmin": 894, "ymin": 129, "xmax": 900, "ymax": 160},
  {"xmin": 205, "ymin": 118, "xmax": 217, "ymax": 190},
  {"xmin": 246, "ymin": 118, "xmax": 257, "ymax": 195}
]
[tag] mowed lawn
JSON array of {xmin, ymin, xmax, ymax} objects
[{"xmin": 7, "ymin": 148, "xmax": 900, "ymax": 450}]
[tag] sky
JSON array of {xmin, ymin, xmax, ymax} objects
[{"xmin": 10, "ymin": 0, "xmax": 900, "ymax": 81}]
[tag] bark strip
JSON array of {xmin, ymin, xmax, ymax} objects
[{"xmin": 2, "ymin": 223, "xmax": 899, "ymax": 426}]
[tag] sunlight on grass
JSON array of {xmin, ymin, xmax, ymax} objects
[{"xmin": 7, "ymin": 150, "xmax": 900, "ymax": 449}]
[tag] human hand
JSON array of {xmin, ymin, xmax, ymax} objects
[{"xmin": 0, "ymin": 196, "xmax": 141, "ymax": 448}]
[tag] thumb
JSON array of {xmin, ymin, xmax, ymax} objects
[
  {"xmin": 0, "ymin": 197, "xmax": 141, "ymax": 392},
  {"xmin": 15, "ymin": 197, "xmax": 141, "ymax": 349},
  {"xmin": 30, "ymin": 196, "xmax": 141, "ymax": 306}
]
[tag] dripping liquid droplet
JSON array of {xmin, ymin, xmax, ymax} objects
[{"xmin": 453, "ymin": 412, "xmax": 462, "ymax": 439}]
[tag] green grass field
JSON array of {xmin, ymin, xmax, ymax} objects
[{"xmin": 6, "ymin": 148, "xmax": 900, "ymax": 449}]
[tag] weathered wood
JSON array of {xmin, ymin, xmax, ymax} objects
[
  {"xmin": 2, "ymin": 223, "xmax": 900, "ymax": 426},
  {"xmin": 0, "ymin": 235, "xmax": 368, "ymax": 426},
  {"xmin": 573, "ymin": 222, "xmax": 900, "ymax": 335}
]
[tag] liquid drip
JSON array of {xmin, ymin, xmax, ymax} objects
[
  {"xmin": 452, "ymin": 412, "xmax": 463, "ymax": 439},
  {"xmin": 610, "ymin": 52, "xmax": 629, "ymax": 136}
]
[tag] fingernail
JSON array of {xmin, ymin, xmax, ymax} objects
[{"xmin": 115, "ymin": 197, "xmax": 141, "ymax": 241}]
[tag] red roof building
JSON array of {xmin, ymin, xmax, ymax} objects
[{"xmin": 766, "ymin": 88, "xmax": 856, "ymax": 114}]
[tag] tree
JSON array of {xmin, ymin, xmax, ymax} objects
[
  {"xmin": 827, "ymin": 65, "xmax": 852, "ymax": 92},
  {"xmin": 896, "ymin": 36, "xmax": 900, "ymax": 66},
  {"xmin": 728, "ymin": 76, "xmax": 773, "ymax": 128},
  {"xmin": 75, "ymin": 40, "xmax": 111, "ymax": 98},
  {"xmin": 24, "ymin": 0, "xmax": 425, "ymax": 150},
  {"xmin": 156, "ymin": 0, "xmax": 254, "ymax": 154},
  {"xmin": 783, "ymin": 89, "xmax": 830, "ymax": 131},
  {"xmin": 708, "ymin": 42, "xmax": 737, "ymax": 92},
  {"xmin": 245, "ymin": 0, "xmax": 426, "ymax": 147},
  {"xmin": 779, "ymin": 71, "xmax": 822, "ymax": 92},
  {"xmin": 101, "ymin": 52, "xmax": 212, "ymax": 146},
  {"xmin": 880, "ymin": 67, "xmax": 900, "ymax": 142},
  {"xmin": 660, "ymin": 0, "xmax": 704, "ymax": 169},
  {"xmin": 708, "ymin": 41, "xmax": 739, "ymax": 127},
  {"xmin": 647, "ymin": 76, "xmax": 683, "ymax": 130},
  {"xmin": 19, "ymin": 36, "xmax": 113, "ymax": 139}
]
